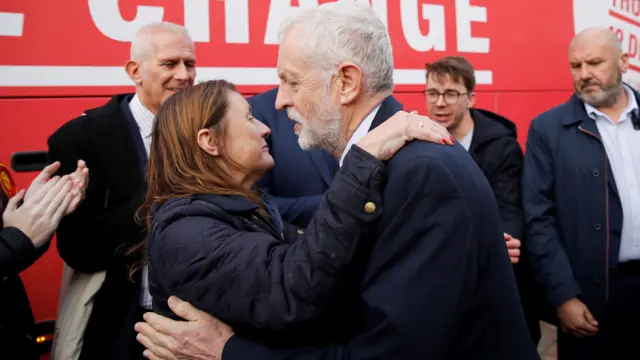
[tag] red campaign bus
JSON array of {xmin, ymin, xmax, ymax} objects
[{"xmin": 0, "ymin": 0, "xmax": 637, "ymax": 357}]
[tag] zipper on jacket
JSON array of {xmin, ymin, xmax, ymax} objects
[
  {"xmin": 251, "ymin": 213, "xmax": 283, "ymax": 240},
  {"xmin": 578, "ymin": 125, "xmax": 610, "ymax": 302}
]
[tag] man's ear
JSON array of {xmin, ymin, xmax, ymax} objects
[
  {"xmin": 620, "ymin": 51, "xmax": 630, "ymax": 74},
  {"xmin": 125, "ymin": 60, "xmax": 143, "ymax": 86},
  {"xmin": 197, "ymin": 128, "xmax": 220, "ymax": 156},
  {"xmin": 336, "ymin": 62, "xmax": 363, "ymax": 105},
  {"xmin": 468, "ymin": 91, "xmax": 476, "ymax": 108}
]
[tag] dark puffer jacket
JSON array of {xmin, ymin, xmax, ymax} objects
[{"xmin": 147, "ymin": 146, "xmax": 385, "ymax": 345}]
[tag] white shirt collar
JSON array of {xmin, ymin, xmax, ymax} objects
[
  {"xmin": 339, "ymin": 105, "xmax": 381, "ymax": 167},
  {"xmin": 584, "ymin": 84, "xmax": 639, "ymax": 122},
  {"xmin": 128, "ymin": 93, "xmax": 156, "ymax": 139}
]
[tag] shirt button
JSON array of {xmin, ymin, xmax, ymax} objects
[
  {"xmin": 297, "ymin": 229, "xmax": 304, "ymax": 235},
  {"xmin": 592, "ymin": 169, "xmax": 600, "ymax": 177},
  {"xmin": 364, "ymin": 202, "xmax": 376, "ymax": 213},
  {"xmin": 594, "ymin": 223, "xmax": 602, "ymax": 231}
]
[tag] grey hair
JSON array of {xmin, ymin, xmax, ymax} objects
[
  {"xmin": 279, "ymin": 1, "xmax": 394, "ymax": 96},
  {"xmin": 130, "ymin": 21, "xmax": 193, "ymax": 62}
]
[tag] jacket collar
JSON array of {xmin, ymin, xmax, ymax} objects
[
  {"xmin": 192, "ymin": 194, "xmax": 258, "ymax": 213},
  {"xmin": 562, "ymin": 94, "xmax": 592, "ymax": 127},
  {"xmin": 562, "ymin": 84, "xmax": 640, "ymax": 133},
  {"xmin": 468, "ymin": 109, "xmax": 517, "ymax": 153},
  {"xmin": 369, "ymin": 95, "xmax": 403, "ymax": 131}
]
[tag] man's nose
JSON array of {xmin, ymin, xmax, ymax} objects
[
  {"xmin": 435, "ymin": 94, "xmax": 447, "ymax": 107},
  {"xmin": 174, "ymin": 63, "xmax": 190, "ymax": 80},
  {"xmin": 578, "ymin": 66, "xmax": 592, "ymax": 81},
  {"xmin": 275, "ymin": 86, "xmax": 292, "ymax": 111}
]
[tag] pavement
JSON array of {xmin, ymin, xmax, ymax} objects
[{"xmin": 537, "ymin": 322, "xmax": 558, "ymax": 360}]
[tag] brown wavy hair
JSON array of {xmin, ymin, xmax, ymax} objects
[{"xmin": 128, "ymin": 79, "xmax": 266, "ymax": 277}]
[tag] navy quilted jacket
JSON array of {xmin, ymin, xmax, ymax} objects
[{"xmin": 147, "ymin": 146, "xmax": 384, "ymax": 340}]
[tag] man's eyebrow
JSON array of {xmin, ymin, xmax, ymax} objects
[{"xmin": 278, "ymin": 70, "xmax": 298, "ymax": 81}]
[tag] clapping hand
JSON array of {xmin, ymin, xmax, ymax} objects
[{"xmin": 25, "ymin": 160, "xmax": 88, "ymax": 215}]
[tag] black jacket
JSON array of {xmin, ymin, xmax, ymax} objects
[
  {"xmin": 47, "ymin": 94, "xmax": 147, "ymax": 360},
  {"xmin": 0, "ymin": 223, "xmax": 44, "ymax": 360},
  {"xmin": 468, "ymin": 109, "xmax": 541, "ymax": 343},
  {"xmin": 468, "ymin": 109, "xmax": 524, "ymax": 239},
  {"xmin": 148, "ymin": 146, "xmax": 383, "ymax": 347},
  {"xmin": 222, "ymin": 97, "xmax": 539, "ymax": 360},
  {"xmin": 0, "ymin": 168, "xmax": 44, "ymax": 360}
]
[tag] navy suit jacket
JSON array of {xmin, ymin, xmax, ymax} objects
[
  {"xmin": 224, "ymin": 96, "xmax": 539, "ymax": 359},
  {"xmin": 247, "ymin": 88, "xmax": 339, "ymax": 227}
]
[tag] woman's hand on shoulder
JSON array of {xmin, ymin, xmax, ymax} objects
[{"xmin": 357, "ymin": 110, "xmax": 454, "ymax": 161}]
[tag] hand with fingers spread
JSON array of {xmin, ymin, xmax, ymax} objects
[
  {"xmin": 356, "ymin": 110, "xmax": 454, "ymax": 161},
  {"xmin": 2, "ymin": 175, "xmax": 75, "ymax": 248},
  {"xmin": 557, "ymin": 297, "xmax": 599, "ymax": 338},
  {"xmin": 504, "ymin": 233, "xmax": 521, "ymax": 264},
  {"xmin": 135, "ymin": 296, "xmax": 232, "ymax": 360}
]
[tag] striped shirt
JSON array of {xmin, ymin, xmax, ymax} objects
[{"xmin": 128, "ymin": 94, "xmax": 154, "ymax": 309}]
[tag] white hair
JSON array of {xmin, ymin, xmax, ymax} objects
[
  {"xmin": 130, "ymin": 21, "xmax": 193, "ymax": 62},
  {"xmin": 279, "ymin": 1, "xmax": 394, "ymax": 96}
]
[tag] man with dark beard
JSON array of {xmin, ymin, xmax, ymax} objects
[{"xmin": 523, "ymin": 27, "xmax": 640, "ymax": 359}]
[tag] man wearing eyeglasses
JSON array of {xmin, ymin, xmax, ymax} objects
[{"xmin": 425, "ymin": 56, "xmax": 541, "ymax": 346}]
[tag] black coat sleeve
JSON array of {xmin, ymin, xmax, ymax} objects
[
  {"xmin": 221, "ymin": 155, "xmax": 479, "ymax": 360},
  {"xmin": 485, "ymin": 137, "xmax": 525, "ymax": 240},
  {"xmin": 48, "ymin": 122, "xmax": 145, "ymax": 273},
  {"xmin": 0, "ymin": 227, "xmax": 45, "ymax": 278},
  {"xmin": 151, "ymin": 145, "xmax": 384, "ymax": 330}
]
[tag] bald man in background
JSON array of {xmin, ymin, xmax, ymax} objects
[
  {"xmin": 523, "ymin": 27, "xmax": 640, "ymax": 359},
  {"xmin": 47, "ymin": 22, "xmax": 196, "ymax": 360}
]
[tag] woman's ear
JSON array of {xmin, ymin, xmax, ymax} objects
[{"xmin": 197, "ymin": 128, "xmax": 220, "ymax": 156}]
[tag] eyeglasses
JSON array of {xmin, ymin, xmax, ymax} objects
[{"xmin": 424, "ymin": 89, "xmax": 468, "ymax": 105}]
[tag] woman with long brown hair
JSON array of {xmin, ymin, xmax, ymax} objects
[{"xmin": 142, "ymin": 80, "xmax": 447, "ymax": 343}]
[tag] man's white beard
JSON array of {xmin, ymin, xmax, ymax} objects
[{"xmin": 287, "ymin": 100, "xmax": 343, "ymax": 154}]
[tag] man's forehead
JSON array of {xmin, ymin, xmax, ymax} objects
[
  {"xmin": 569, "ymin": 46, "xmax": 608, "ymax": 64},
  {"xmin": 427, "ymin": 73, "xmax": 464, "ymax": 89},
  {"xmin": 151, "ymin": 33, "xmax": 195, "ymax": 58},
  {"xmin": 277, "ymin": 53, "xmax": 305, "ymax": 79},
  {"xmin": 277, "ymin": 30, "xmax": 307, "ymax": 73},
  {"xmin": 569, "ymin": 34, "xmax": 615, "ymax": 59}
]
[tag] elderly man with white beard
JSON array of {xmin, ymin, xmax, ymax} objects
[{"xmin": 133, "ymin": 2, "xmax": 539, "ymax": 360}]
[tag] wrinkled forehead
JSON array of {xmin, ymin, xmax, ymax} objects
[
  {"xmin": 277, "ymin": 31, "xmax": 314, "ymax": 79},
  {"xmin": 150, "ymin": 32, "xmax": 196, "ymax": 61},
  {"xmin": 569, "ymin": 38, "xmax": 613, "ymax": 62}
]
